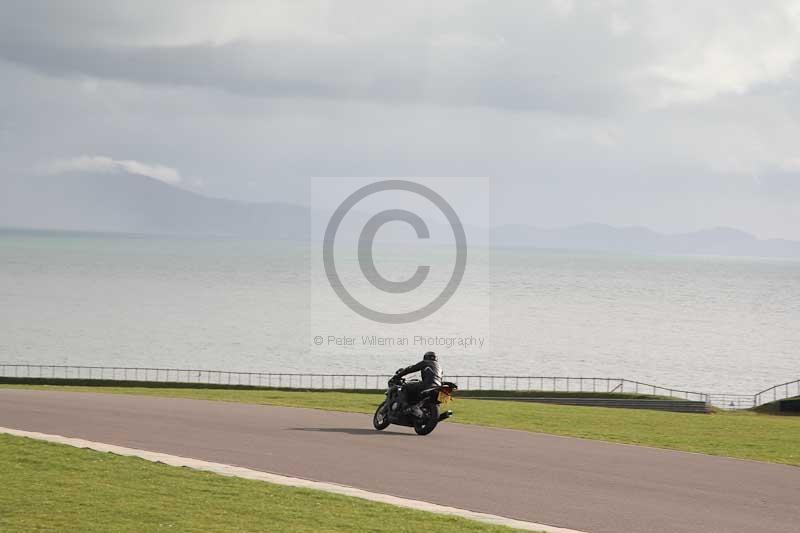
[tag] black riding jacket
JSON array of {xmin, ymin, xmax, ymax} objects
[{"xmin": 396, "ymin": 359, "xmax": 442, "ymax": 387}]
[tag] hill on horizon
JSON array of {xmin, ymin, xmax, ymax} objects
[
  {"xmin": 0, "ymin": 172, "xmax": 309, "ymax": 240},
  {"xmin": 2, "ymin": 172, "xmax": 799, "ymax": 258}
]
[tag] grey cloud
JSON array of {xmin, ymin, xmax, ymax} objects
[
  {"xmin": 756, "ymin": 169, "xmax": 800, "ymax": 197},
  {"xmin": 4, "ymin": 1, "xmax": 798, "ymax": 113},
  {"xmin": 0, "ymin": 1, "xmax": 645, "ymax": 114},
  {"xmin": 1, "ymin": 1, "xmax": 800, "ymax": 240},
  {"xmin": 0, "ymin": 38, "xmax": 632, "ymax": 114}
]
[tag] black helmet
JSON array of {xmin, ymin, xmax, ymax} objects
[{"xmin": 423, "ymin": 351, "xmax": 437, "ymax": 361}]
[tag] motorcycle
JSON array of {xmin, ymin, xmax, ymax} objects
[{"xmin": 372, "ymin": 376, "xmax": 458, "ymax": 435}]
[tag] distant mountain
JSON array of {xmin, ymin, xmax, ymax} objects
[
  {"xmin": 2, "ymin": 172, "xmax": 799, "ymax": 257},
  {"xmin": 490, "ymin": 224, "xmax": 800, "ymax": 258},
  {"xmin": 0, "ymin": 172, "xmax": 308, "ymax": 239}
]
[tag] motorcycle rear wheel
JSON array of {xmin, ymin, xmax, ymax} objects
[
  {"xmin": 413, "ymin": 403, "xmax": 439, "ymax": 435},
  {"xmin": 373, "ymin": 401, "xmax": 390, "ymax": 430}
]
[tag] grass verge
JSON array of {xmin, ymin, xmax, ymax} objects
[
  {"xmin": 3, "ymin": 383, "xmax": 800, "ymax": 466},
  {"xmin": 0, "ymin": 433, "xmax": 522, "ymax": 532}
]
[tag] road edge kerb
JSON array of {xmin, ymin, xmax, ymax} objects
[{"xmin": 0, "ymin": 426, "xmax": 587, "ymax": 533}]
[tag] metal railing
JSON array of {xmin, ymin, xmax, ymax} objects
[
  {"xmin": 754, "ymin": 379, "xmax": 800, "ymax": 407},
  {"xmin": 707, "ymin": 394, "xmax": 756, "ymax": 410},
  {"xmin": 448, "ymin": 375, "xmax": 709, "ymax": 403},
  {"xmin": 0, "ymin": 363, "xmax": 711, "ymax": 401},
  {"xmin": 0, "ymin": 363, "xmax": 800, "ymax": 409},
  {"xmin": 7, "ymin": 364, "xmax": 799, "ymax": 409},
  {"xmin": 0, "ymin": 364, "xmax": 395, "ymax": 391}
]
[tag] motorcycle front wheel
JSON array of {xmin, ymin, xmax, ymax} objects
[
  {"xmin": 413, "ymin": 403, "xmax": 439, "ymax": 435},
  {"xmin": 373, "ymin": 401, "xmax": 390, "ymax": 430}
]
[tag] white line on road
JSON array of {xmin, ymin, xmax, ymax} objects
[{"xmin": 1, "ymin": 426, "xmax": 587, "ymax": 533}]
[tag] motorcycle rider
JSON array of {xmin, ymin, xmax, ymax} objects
[{"xmin": 393, "ymin": 351, "xmax": 442, "ymax": 417}]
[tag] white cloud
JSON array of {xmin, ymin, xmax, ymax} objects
[
  {"xmin": 637, "ymin": 1, "xmax": 800, "ymax": 106},
  {"xmin": 39, "ymin": 155, "xmax": 181, "ymax": 184},
  {"xmin": 548, "ymin": 0, "xmax": 575, "ymax": 18}
]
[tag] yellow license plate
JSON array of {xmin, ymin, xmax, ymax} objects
[{"xmin": 438, "ymin": 391, "xmax": 452, "ymax": 405}]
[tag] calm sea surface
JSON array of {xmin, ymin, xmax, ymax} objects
[{"xmin": 1, "ymin": 229, "xmax": 798, "ymax": 394}]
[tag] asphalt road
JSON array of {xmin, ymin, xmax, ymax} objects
[{"xmin": 1, "ymin": 389, "xmax": 798, "ymax": 533}]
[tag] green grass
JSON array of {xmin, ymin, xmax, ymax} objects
[
  {"xmin": 0, "ymin": 433, "xmax": 522, "ymax": 532},
  {"xmin": 4, "ymin": 383, "xmax": 800, "ymax": 466},
  {"xmin": 753, "ymin": 396, "xmax": 800, "ymax": 415}
]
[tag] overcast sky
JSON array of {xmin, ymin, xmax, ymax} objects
[{"xmin": 2, "ymin": 1, "xmax": 800, "ymax": 238}]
